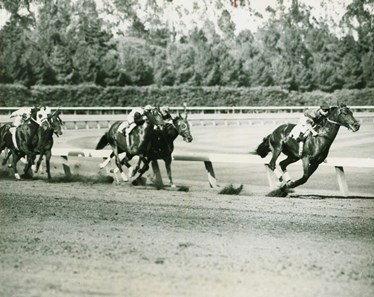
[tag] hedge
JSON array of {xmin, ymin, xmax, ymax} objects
[{"xmin": 0, "ymin": 84, "xmax": 373, "ymax": 107}]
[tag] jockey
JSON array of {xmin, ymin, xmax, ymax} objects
[
  {"xmin": 36, "ymin": 106, "xmax": 52, "ymax": 125},
  {"xmin": 10, "ymin": 107, "xmax": 32, "ymax": 127},
  {"xmin": 160, "ymin": 105, "xmax": 172, "ymax": 123},
  {"xmin": 121, "ymin": 104, "xmax": 154, "ymax": 135},
  {"xmin": 289, "ymin": 102, "xmax": 330, "ymax": 156}
]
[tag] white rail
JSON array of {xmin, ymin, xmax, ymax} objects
[
  {"xmin": 51, "ymin": 148, "xmax": 374, "ymax": 197},
  {"xmin": 1, "ymin": 106, "xmax": 373, "ymax": 127},
  {"xmin": 1, "ymin": 106, "xmax": 374, "ymax": 115}
]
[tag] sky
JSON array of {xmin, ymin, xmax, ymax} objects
[{"xmin": 0, "ymin": 0, "xmax": 361, "ymax": 36}]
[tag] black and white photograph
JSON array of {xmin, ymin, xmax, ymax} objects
[{"xmin": 0, "ymin": 0, "xmax": 373, "ymax": 296}]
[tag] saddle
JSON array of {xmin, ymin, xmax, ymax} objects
[{"xmin": 289, "ymin": 123, "xmax": 321, "ymax": 142}]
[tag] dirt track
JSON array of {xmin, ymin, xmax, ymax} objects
[{"xmin": 1, "ymin": 179, "xmax": 374, "ymax": 297}]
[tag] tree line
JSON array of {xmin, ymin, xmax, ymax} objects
[{"xmin": 0, "ymin": 0, "xmax": 373, "ymax": 93}]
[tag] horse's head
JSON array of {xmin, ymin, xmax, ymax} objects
[
  {"xmin": 48, "ymin": 109, "xmax": 63, "ymax": 136},
  {"xmin": 329, "ymin": 103, "xmax": 360, "ymax": 132},
  {"xmin": 173, "ymin": 111, "xmax": 193, "ymax": 143}
]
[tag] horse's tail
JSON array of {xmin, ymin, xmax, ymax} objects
[
  {"xmin": 96, "ymin": 132, "xmax": 109, "ymax": 150},
  {"xmin": 256, "ymin": 135, "xmax": 271, "ymax": 158}
]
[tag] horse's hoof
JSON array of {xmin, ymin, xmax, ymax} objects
[
  {"xmin": 170, "ymin": 184, "xmax": 176, "ymax": 188},
  {"xmin": 15, "ymin": 173, "xmax": 21, "ymax": 180},
  {"xmin": 7, "ymin": 164, "xmax": 12, "ymax": 168},
  {"xmin": 99, "ymin": 163, "xmax": 106, "ymax": 169},
  {"xmin": 128, "ymin": 167, "xmax": 134, "ymax": 178}
]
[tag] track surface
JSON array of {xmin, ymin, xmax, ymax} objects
[{"xmin": 1, "ymin": 123, "xmax": 374, "ymax": 297}]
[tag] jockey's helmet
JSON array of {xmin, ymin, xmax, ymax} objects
[
  {"xmin": 144, "ymin": 104, "xmax": 153, "ymax": 112},
  {"xmin": 160, "ymin": 105, "xmax": 170, "ymax": 114},
  {"xmin": 320, "ymin": 101, "xmax": 330, "ymax": 112}
]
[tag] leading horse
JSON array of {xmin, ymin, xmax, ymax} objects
[
  {"xmin": 95, "ymin": 108, "xmax": 164, "ymax": 182},
  {"xmin": 137, "ymin": 111, "xmax": 193, "ymax": 187},
  {"xmin": 32, "ymin": 110, "xmax": 64, "ymax": 179},
  {"xmin": 256, "ymin": 104, "xmax": 360, "ymax": 190}
]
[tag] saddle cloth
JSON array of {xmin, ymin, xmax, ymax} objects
[
  {"xmin": 289, "ymin": 124, "xmax": 308, "ymax": 139},
  {"xmin": 117, "ymin": 121, "xmax": 129, "ymax": 133}
]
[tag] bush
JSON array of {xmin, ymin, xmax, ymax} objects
[{"xmin": 1, "ymin": 84, "xmax": 373, "ymax": 107}]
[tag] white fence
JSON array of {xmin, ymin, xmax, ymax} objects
[
  {"xmin": 51, "ymin": 148, "xmax": 374, "ymax": 197},
  {"xmin": 1, "ymin": 106, "xmax": 374, "ymax": 115},
  {"xmin": 1, "ymin": 106, "xmax": 373, "ymax": 128}
]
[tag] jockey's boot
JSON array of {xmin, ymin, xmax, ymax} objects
[{"xmin": 298, "ymin": 142, "xmax": 304, "ymax": 157}]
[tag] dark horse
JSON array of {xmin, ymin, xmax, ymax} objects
[
  {"xmin": 138, "ymin": 111, "xmax": 193, "ymax": 187},
  {"xmin": 256, "ymin": 104, "xmax": 360, "ymax": 190},
  {"xmin": 0, "ymin": 109, "xmax": 63, "ymax": 179},
  {"xmin": 32, "ymin": 110, "xmax": 64, "ymax": 179},
  {"xmin": 95, "ymin": 108, "xmax": 165, "ymax": 182},
  {"xmin": 0, "ymin": 107, "xmax": 39, "ymax": 179}
]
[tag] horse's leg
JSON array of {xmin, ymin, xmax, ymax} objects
[
  {"xmin": 2, "ymin": 148, "xmax": 12, "ymax": 167},
  {"xmin": 22, "ymin": 152, "xmax": 35, "ymax": 178},
  {"xmin": 279, "ymin": 155, "xmax": 299, "ymax": 182},
  {"xmin": 127, "ymin": 156, "xmax": 140, "ymax": 177},
  {"xmin": 113, "ymin": 146, "xmax": 128, "ymax": 182},
  {"xmin": 99, "ymin": 152, "xmax": 114, "ymax": 169},
  {"xmin": 164, "ymin": 156, "xmax": 174, "ymax": 187},
  {"xmin": 134, "ymin": 156, "xmax": 150, "ymax": 180},
  {"xmin": 45, "ymin": 150, "xmax": 52, "ymax": 179},
  {"xmin": 34, "ymin": 152, "xmax": 44, "ymax": 173},
  {"xmin": 268, "ymin": 145, "xmax": 283, "ymax": 182},
  {"xmin": 11, "ymin": 151, "xmax": 21, "ymax": 180},
  {"xmin": 288, "ymin": 158, "xmax": 319, "ymax": 189},
  {"xmin": 122, "ymin": 155, "xmax": 136, "ymax": 178}
]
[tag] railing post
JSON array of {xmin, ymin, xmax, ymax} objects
[
  {"xmin": 265, "ymin": 164, "xmax": 278, "ymax": 190},
  {"xmin": 204, "ymin": 161, "xmax": 218, "ymax": 188},
  {"xmin": 335, "ymin": 166, "xmax": 349, "ymax": 196},
  {"xmin": 61, "ymin": 155, "xmax": 71, "ymax": 177}
]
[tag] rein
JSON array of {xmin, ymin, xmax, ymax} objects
[{"xmin": 326, "ymin": 118, "xmax": 341, "ymax": 126}]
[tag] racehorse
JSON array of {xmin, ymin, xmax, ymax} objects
[
  {"xmin": 95, "ymin": 108, "xmax": 165, "ymax": 182},
  {"xmin": 0, "ymin": 107, "xmax": 39, "ymax": 179},
  {"xmin": 255, "ymin": 103, "xmax": 360, "ymax": 190},
  {"xmin": 32, "ymin": 110, "xmax": 63, "ymax": 179},
  {"xmin": 0, "ymin": 123, "xmax": 12, "ymax": 166},
  {"xmin": 136, "ymin": 111, "xmax": 193, "ymax": 187}
]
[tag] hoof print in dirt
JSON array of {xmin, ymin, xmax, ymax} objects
[
  {"xmin": 21, "ymin": 173, "xmax": 33, "ymax": 180},
  {"xmin": 177, "ymin": 185, "xmax": 189, "ymax": 192},
  {"xmin": 132, "ymin": 177, "xmax": 147, "ymax": 186},
  {"xmin": 218, "ymin": 184, "xmax": 243, "ymax": 195},
  {"xmin": 155, "ymin": 258, "xmax": 165, "ymax": 264}
]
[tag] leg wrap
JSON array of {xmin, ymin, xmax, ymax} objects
[{"xmin": 274, "ymin": 168, "xmax": 283, "ymax": 179}]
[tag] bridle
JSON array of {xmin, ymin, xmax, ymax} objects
[{"xmin": 326, "ymin": 108, "xmax": 343, "ymax": 126}]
